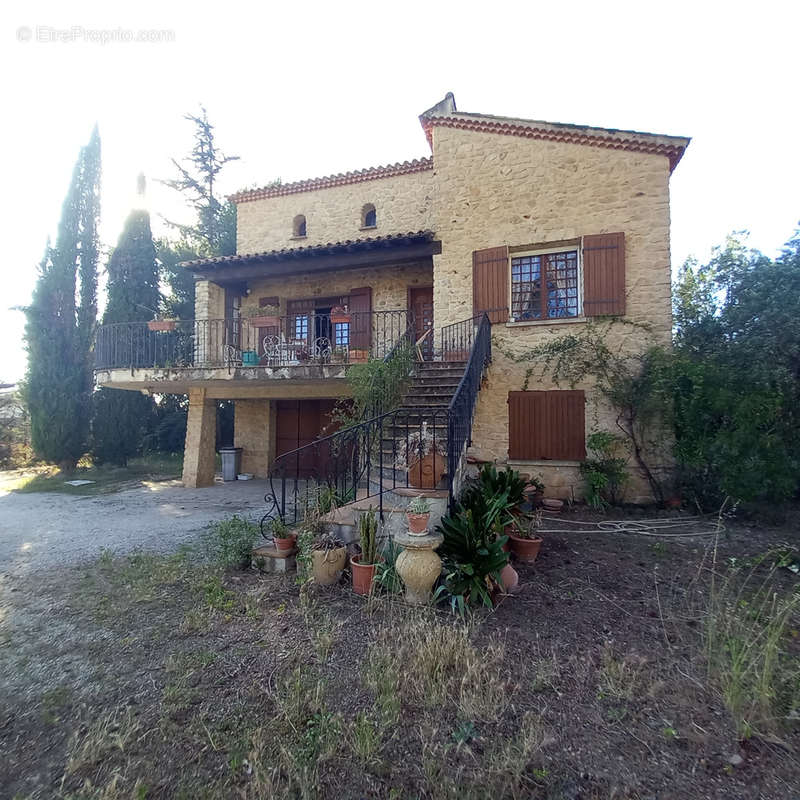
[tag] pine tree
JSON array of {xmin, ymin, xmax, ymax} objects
[
  {"xmin": 24, "ymin": 128, "xmax": 101, "ymax": 469},
  {"xmin": 92, "ymin": 182, "xmax": 160, "ymax": 465}
]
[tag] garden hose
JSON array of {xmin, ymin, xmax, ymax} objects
[{"xmin": 535, "ymin": 515, "xmax": 724, "ymax": 537}]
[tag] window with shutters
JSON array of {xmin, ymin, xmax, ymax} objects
[
  {"xmin": 510, "ymin": 247, "xmax": 580, "ymax": 321},
  {"xmin": 508, "ymin": 390, "xmax": 586, "ymax": 461}
]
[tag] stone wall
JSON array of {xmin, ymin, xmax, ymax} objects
[
  {"xmin": 234, "ymin": 399, "xmax": 275, "ymax": 477},
  {"xmin": 236, "ymin": 169, "xmax": 434, "ymax": 254},
  {"xmin": 241, "ymin": 261, "xmax": 432, "ymax": 318},
  {"xmin": 430, "ymin": 126, "xmax": 675, "ymax": 502}
]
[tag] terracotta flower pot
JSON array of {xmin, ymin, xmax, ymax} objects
[
  {"xmin": 407, "ymin": 452, "xmax": 445, "ymax": 489},
  {"xmin": 147, "ymin": 319, "xmax": 177, "ymax": 332},
  {"xmin": 274, "ymin": 533, "xmax": 297, "ymax": 552},
  {"xmin": 330, "ymin": 314, "xmax": 350, "ymax": 325},
  {"xmin": 542, "ymin": 498, "xmax": 563, "ymax": 513},
  {"xmin": 351, "ymin": 554, "xmax": 378, "ymax": 595},
  {"xmin": 500, "ymin": 563, "xmax": 519, "ymax": 594},
  {"xmin": 406, "ymin": 511, "xmax": 430, "ymax": 535},
  {"xmin": 249, "ymin": 315, "xmax": 280, "ymax": 328},
  {"xmin": 508, "ymin": 533, "xmax": 543, "ymax": 564},
  {"xmin": 312, "ymin": 546, "xmax": 347, "ymax": 586},
  {"xmin": 349, "ymin": 348, "xmax": 369, "ymax": 363}
]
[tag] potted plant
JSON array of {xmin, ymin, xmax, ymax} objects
[
  {"xmin": 311, "ymin": 531, "xmax": 347, "ymax": 586},
  {"xmin": 245, "ymin": 304, "xmax": 280, "ymax": 328},
  {"xmin": 270, "ymin": 518, "xmax": 297, "ymax": 552},
  {"xmin": 351, "ymin": 507, "xmax": 380, "ymax": 595},
  {"xmin": 395, "ymin": 422, "xmax": 447, "ymax": 489},
  {"xmin": 349, "ymin": 348, "xmax": 369, "ymax": 363},
  {"xmin": 522, "ymin": 475, "xmax": 545, "ymax": 508},
  {"xmin": 406, "ymin": 496, "xmax": 431, "ymax": 535},
  {"xmin": 147, "ymin": 317, "xmax": 177, "ymax": 332},
  {"xmin": 330, "ymin": 304, "xmax": 350, "ymax": 324},
  {"xmin": 506, "ymin": 512, "xmax": 543, "ymax": 564}
]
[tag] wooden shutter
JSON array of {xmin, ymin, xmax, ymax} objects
[
  {"xmin": 508, "ymin": 390, "xmax": 585, "ymax": 461},
  {"xmin": 582, "ymin": 232, "xmax": 625, "ymax": 316},
  {"xmin": 472, "ymin": 246, "xmax": 509, "ymax": 323},
  {"xmin": 349, "ymin": 286, "xmax": 372, "ymax": 351}
]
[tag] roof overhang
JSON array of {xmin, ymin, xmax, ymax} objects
[
  {"xmin": 419, "ymin": 93, "xmax": 690, "ymax": 173},
  {"xmin": 181, "ymin": 231, "xmax": 440, "ymax": 282}
]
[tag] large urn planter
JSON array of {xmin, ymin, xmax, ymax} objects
[
  {"xmin": 351, "ymin": 555, "xmax": 379, "ymax": 595},
  {"xmin": 312, "ymin": 546, "xmax": 347, "ymax": 586},
  {"xmin": 508, "ymin": 533, "xmax": 543, "ymax": 564},
  {"xmin": 147, "ymin": 319, "xmax": 177, "ymax": 332},
  {"xmin": 407, "ymin": 453, "xmax": 446, "ymax": 490},
  {"xmin": 395, "ymin": 529, "xmax": 443, "ymax": 605}
]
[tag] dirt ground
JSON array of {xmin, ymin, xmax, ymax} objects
[
  {"xmin": 0, "ymin": 478, "xmax": 270, "ymax": 577},
  {"xmin": 0, "ymin": 506, "xmax": 798, "ymax": 799}
]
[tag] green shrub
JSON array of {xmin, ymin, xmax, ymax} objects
[
  {"xmin": 204, "ymin": 515, "xmax": 258, "ymax": 569},
  {"xmin": 579, "ymin": 432, "xmax": 629, "ymax": 509}
]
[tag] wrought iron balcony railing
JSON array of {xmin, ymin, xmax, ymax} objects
[{"xmin": 94, "ymin": 310, "xmax": 411, "ymax": 371}]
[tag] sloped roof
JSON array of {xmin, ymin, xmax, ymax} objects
[
  {"xmin": 180, "ymin": 230, "xmax": 436, "ymax": 271},
  {"xmin": 230, "ymin": 158, "xmax": 433, "ymax": 204},
  {"xmin": 419, "ymin": 92, "xmax": 690, "ymax": 172}
]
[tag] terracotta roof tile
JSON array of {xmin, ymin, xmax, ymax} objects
[
  {"xmin": 180, "ymin": 230, "xmax": 435, "ymax": 270},
  {"xmin": 230, "ymin": 158, "xmax": 433, "ymax": 204}
]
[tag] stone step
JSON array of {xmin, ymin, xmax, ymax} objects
[
  {"xmin": 408, "ymin": 376, "xmax": 462, "ymax": 388},
  {"xmin": 417, "ymin": 360, "xmax": 467, "ymax": 370},
  {"xmin": 401, "ymin": 394, "xmax": 455, "ymax": 406}
]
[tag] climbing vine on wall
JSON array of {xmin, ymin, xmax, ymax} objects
[{"xmin": 493, "ymin": 321, "xmax": 673, "ymax": 503}]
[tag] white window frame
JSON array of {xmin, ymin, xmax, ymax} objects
[{"xmin": 508, "ymin": 244, "xmax": 583, "ymax": 324}]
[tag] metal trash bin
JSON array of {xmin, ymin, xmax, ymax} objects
[{"xmin": 219, "ymin": 447, "xmax": 242, "ymax": 482}]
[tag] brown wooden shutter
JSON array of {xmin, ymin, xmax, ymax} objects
[
  {"xmin": 472, "ymin": 246, "xmax": 509, "ymax": 323},
  {"xmin": 349, "ymin": 286, "xmax": 372, "ymax": 351},
  {"xmin": 582, "ymin": 232, "xmax": 625, "ymax": 316},
  {"xmin": 508, "ymin": 390, "xmax": 586, "ymax": 461}
]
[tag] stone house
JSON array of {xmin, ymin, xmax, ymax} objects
[{"xmin": 95, "ymin": 93, "xmax": 688, "ymax": 503}]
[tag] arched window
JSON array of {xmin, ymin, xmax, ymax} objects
[
  {"xmin": 361, "ymin": 203, "xmax": 377, "ymax": 228},
  {"xmin": 293, "ymin": 214, "xmax": 307, "ymax": 237}
]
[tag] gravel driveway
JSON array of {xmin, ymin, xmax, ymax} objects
[{"xmin": 0, "ymin": 479, "xmax": 271, "ymax": 577}]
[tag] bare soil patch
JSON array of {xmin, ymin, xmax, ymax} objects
[{"xmin": 1, "ymin": 510, "xmax": 798, "ymax": 799}]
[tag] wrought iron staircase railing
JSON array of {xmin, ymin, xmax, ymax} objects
[{"xmin": 261, "ymin": 312, "xmax": 493, "ymax": 532}]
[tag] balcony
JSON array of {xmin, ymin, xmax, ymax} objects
[{"xmin": 94, "ymin": 310, "xmax": 411, "ymax": 391}]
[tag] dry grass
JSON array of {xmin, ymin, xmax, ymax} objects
[{"xmin": 701, "ymin": 545, "xmax": 800, "ymax": 739}]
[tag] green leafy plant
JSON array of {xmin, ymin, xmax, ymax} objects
[
  {"xmin": 461, "ymin": 463, "xmax": 525, "ymax": 529},
  {"xmin": 269, "ymin": 517, "xmax": 291, "ymax": 540},
  {"xmin": 204, "ymin": 515, "xmax": 258, "ymax": 569},
  {"xmin": 437, "ymin": 488, "xmax": 511, "ymax": 614},
  {"xmin": 358, "ymin": 507, "xmax": 379, "ymax": 565},
  {"xmin": 374, "ymin": 538, "xmax": 403, "ymax": 594},
  {"xmin": 579, "ymin": 431, "xmax": 629, "ymax": 509},
  {"xmin": 407, "ymin": 496, "xmax": 431, "ymax": 515}
]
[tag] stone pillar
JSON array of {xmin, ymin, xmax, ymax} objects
[
  {"xmin": 183, "ymin": 387, "xmax": 217, "ymax": 488},
  {"xmin": 194, "ymin": 281, "xmax": 226, "ymax": 365},
  {"xmin": 395, "ymin": 529, "xmax": 444, "ymax": 605},
  {"xmin": 234, "ymin": 399, "xmax": 274, "ymax": 477}
]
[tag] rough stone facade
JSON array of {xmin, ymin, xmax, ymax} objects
[
  {"xmin": 241, "ymin": 261, "xmax": 432, "ymax": 319},
  {"xmin": 236, "ymin": 169, "xmax": 434, "ymax": 254},
  {"xmin": 234, "ymin": 399, "xmax": 275, "ymax": 477},
  {"xmin": 182, "ymin": 388, "xmax": 217, "ymax": 488},
  {"xmin": 429, "ymin": 126, "xmax": 674, "ymax": 501}
]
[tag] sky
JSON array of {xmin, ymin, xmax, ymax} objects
[{"xmin": 2, "ymin": 0, "xmax": 798, "ymax": 382}]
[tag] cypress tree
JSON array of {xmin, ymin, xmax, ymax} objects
[
  {"xmin": 92, "ymin": 180, "xmax": 160, "ymax": 465},
  {"xmin": 24, "ymin": 128, "xmax": 101, "ymax": 469}
]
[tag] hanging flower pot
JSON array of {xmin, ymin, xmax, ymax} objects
[
  {"xmin": 147, "ymin": 319, "xmax": 177, "ymax": 332},
  {"xmin": 330, "ymin": 305, "xmax": 350, "ymax": 325},
  {"xmin": 248, "ymin": 315, "xmax": 280, "ymax": 328}
]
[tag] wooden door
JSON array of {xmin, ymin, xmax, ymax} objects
[
  {"xmin": 409, "ymin": 286, "xmax": 434, "ymax": 360},
  {"xmin": 275, "ymin": 399, "xmax": 341, "ymax": 478}
]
